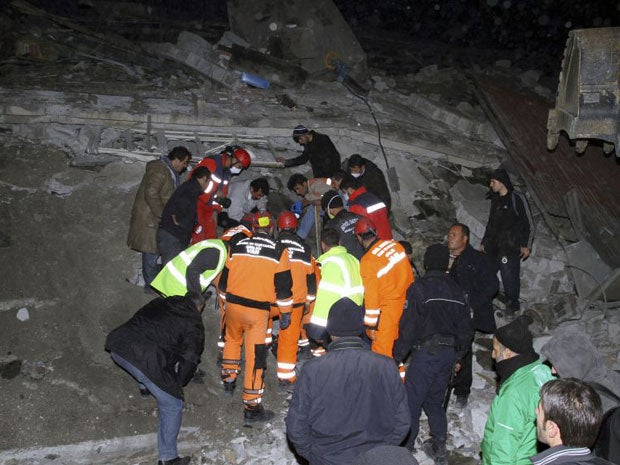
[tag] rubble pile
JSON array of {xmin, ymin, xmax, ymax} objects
[{"xmin": 0, "ymin": 1, "xmax": 617, "ymax": 464}]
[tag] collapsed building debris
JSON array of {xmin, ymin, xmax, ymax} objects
[{"xmin": 0, "ymin": 1, "xmax": 618, "ymax": 464}]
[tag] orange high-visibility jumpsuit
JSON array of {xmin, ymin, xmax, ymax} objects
[
  {"xmin": 213, "ymin": 225, "xmax": 253, "ymax": 354},
  {"xmin": 360, "ymin": 239, "xmax": 414, "ymax": 358},
  {"xmin": 275, "ymin": 231, "xmax": 316, "ymax": 384},
  {"xmin": 218, "ymin": 231, "xmax": 293, "ymax": 410}
]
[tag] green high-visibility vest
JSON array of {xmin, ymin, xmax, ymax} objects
[
  {"xmin": 311, "ymin": 246, "xmax": 364, "ymax": 328},
  {"xmin": 151, "ymin": 239, "xmax": 227, "ymax": 297}
]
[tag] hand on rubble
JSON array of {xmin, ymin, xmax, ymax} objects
[
  {"xmin": 520, "ymin": 246, "xmax": 530, "ymax": 260},
  {"xmin": 280, "ymin": 312, "xmax": 291, "ymax": 330}
]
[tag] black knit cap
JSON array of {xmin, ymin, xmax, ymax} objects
[
  {"xmin": 495, "ymin": 315, "xmax": 534, "ymax": 354},
  {"xmin": 326, "ymin": 297, "xmax": 364, "ymax": 337},
  {"xmin": 321, "ymin": 189, "xmax": 344, "ymax": 211},
  {"xmin": 423, "ymin": 244, "xmax": 450, "ymax": 271},
  {"xmin": 489, "ymin": 168, "xmax": 514, "ymax": 191},
  {"xmin": 293, "ymin": 125, "xmax": 309, "ymax": 137}
]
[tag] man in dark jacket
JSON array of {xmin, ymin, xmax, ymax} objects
[
  {"xmin": 157, "ymin": 167, "xmax": 210, "ymax": 265},
  {"xmin": 346, "ymin": 154, "xmax": 391, "ymax": 213},
  {"xmin": 105, "ymin": 294, "xmax": 206, "ymax": 465},
  {"xmin": 321, "ymin": 189, "xmax": 364, "ymax": 260},
  {"xmin": 532, "ymin": 378, "xmax": 613, "ymax": 465},
  {"xmin": 447, "ymin": 223, "xmax": 499, "ymax": 407},
  {"xmin": 481, "ymin": 168, "xmax": 534, "ymax": 315},
  {"xmin": 277, "ymin": 125, "xmax": 341, "ymax": 178},
  {"xmin": 286, "ymin": 297, "xmax": 410, "ymax": 465},
  {"xmin": 393, "ymin": 244, "xmax": 474, "ymax": 465}
]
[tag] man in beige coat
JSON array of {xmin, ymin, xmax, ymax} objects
[{"xmin": 127, "ymin": 146, "xmax": 191, "ymax": 292}]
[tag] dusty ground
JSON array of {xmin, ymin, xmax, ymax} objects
[{"xmin": 0, "ymin": 138, "xmax": 296, "ymax": 463}]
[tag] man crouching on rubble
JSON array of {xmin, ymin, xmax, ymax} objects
[{"xmin": 105, "ymin": 293, "xmax": 206, "ymax": 465}]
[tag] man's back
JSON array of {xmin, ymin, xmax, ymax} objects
[
  {"xmin": 358, "ymin": 159, "xmax": 391, "ymax": 212},
  {"xmin": 348, "ymin": 187, "xmax": 392, "ymax": 240},
  {"xmin": 306, "ymin": 132, "xmax": 341, "ymax": 179},
  {"xmin": 220, "ymin": 232, "xmax": 291, "ymax": 304},
  {"xmin": 286, "ymin": 337, "xmax": 409, "ymax": 465},
  {"xmin": 325, "ymin": 210, "xmax": 364, "ymax": 260}
]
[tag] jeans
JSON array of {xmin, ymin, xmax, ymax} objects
[
  {"xmin": 405, "ymin": 346, "xmax": 456, "ymax": 444},
  {"xmin": 142, "ymin": 252, "xmax": 161, "ymax": 288},
  {"xmin": 110, "ymin": 353, "xmax": 183, "ymax": 461},
  {"xmin": 297, "ymin": 208, "xmax": 315, "ymax": 239}
]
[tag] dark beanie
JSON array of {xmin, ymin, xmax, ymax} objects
[
  {"xmin": 353, "ymin": 445, "xmax": 419, "ymax": 465},
  {"xmin": 293, "ymin": 125, "xmax": 309, "ymax": 137},
  {"xmin": 489, "ymin": 168, "xmax": 514, "ymax": 191},
  {"xmin": 321, "ymin": 189, "xmax": 344, "ymax": 211},
  {"xmin": 424, "ymin": 244, "xmax": 449, "ymax": 271},
  {"xmin": 326, "ymin": 297, "xmax": 364, "ymax": 337},
  {"xmin": 495, "ymin": 315, "xmax": 534, "ymax": 354}
]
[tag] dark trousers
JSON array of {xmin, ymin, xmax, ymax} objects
[
  {"xmin": 405, "ymin": 346, "xmax": 457, "ymax": 444},
  {"xmin": 492, "ymin": 253, "xmax": 521, "ymax": 311},
  {"xmin": 156, "ymin": 228, "xmax": 185, "ymax": 266},
  {"xmin": 452, "ymin": 348, "xmax": 472, "ymax": 397}
]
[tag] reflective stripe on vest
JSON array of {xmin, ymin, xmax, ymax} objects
[
  {"xmin": 366, "ymin": 202, "xmax": 386, "ymax": 213},
  {"xmin": 151, "ymin": 240, "xmax": 227, "ymax": 296},
  {"xmin": 377, "ymin": 251, "xmax": 407, "ymax": 278}
]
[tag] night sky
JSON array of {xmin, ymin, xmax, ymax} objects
[{"xmin": 14, "ymin": 0, "xmax": 620, "ymax": 75}]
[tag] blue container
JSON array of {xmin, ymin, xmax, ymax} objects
[{"xmin": 241, "ymin": 72, "xmax": 270, "ymax": 89}]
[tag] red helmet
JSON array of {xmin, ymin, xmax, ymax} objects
[
  {"xmin": 277, "ymin": 211, "xmax": 298, "ymax": 230},
  {"xmin": 233, "ymin": 148, "xmax": 251, "ymax": 168},
  {"xmin": 353, "ymin": 216, "xmax": 377, "ymax": 236},
  {"xmin": 252, "ymin": 211, "xmax": 274, "ymax": 229}
]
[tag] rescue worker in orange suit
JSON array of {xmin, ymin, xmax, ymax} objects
[
  {"xmin": 191, "ymin": 146, "xmax": 251, "ymax": 243},
  {"xmin": 217, "ymin": 211, "xmax": 293, "ymax": 422},
  {"xmin": 355, "ymin": 217, "xmax": 413, "ymax": 361},
  {"xmin": 212, "ymin": 215, "xmax": 254, "ymax": 364},
  {"xmin": 275, "ymin": 211, "xmax": 317, "ymax": 390},
  {"xmin": 341, "ymin": 175, "xmax": 393, "ymax": 240}
]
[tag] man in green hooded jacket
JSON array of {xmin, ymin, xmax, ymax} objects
[{"xmin": 481, "ymin": 315, "xmax": 553, "ymax": 465}]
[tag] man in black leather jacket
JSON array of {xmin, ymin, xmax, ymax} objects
[{"xmin": 105, "ymin": 294, "xmax": 205, "ymax": 465}]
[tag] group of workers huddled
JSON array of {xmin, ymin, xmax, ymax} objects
[{"xmin": 111, "ymin": 126, "xmax": 619, "ymax": 465}]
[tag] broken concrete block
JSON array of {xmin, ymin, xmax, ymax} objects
[
  {"xmin": 142, "ymin": 42, "xmax": 240, "ymax": 90},
  {"xmin": 0, "ymin": 355, "xmax": 22, "ymax": 380},
  {"xmin": 229, "ymin": 44, "xmax": 307, "ymax": 87},
  {"xmin": 450, "ymin": 180, "xmax": 489, "ymax": 247},
  {"xmin": 20, "ymin": 360, "xmax": 52, "ymax": 380},
  {"xmin": 226, "ymin": 0, "xmax": 368, "ymax": 83}
]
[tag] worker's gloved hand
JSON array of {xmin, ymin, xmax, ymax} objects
[
  {"xmin": 215, "ymin": 196, "xmax": 232, "ymax": 209},
  {"xmin": 290, "ymin": 200, "xmax": 303, "ymax": 217},
  {"xmin": 280, "ymin": 312, "xmax": 291, "ymax": 330}
]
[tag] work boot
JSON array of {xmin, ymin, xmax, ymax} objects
[
  {"xmin": 191, "ymin": 368, "xmax": 206, "ymax": 384},
  {"xmin": 243, "ymin": 405, "xmax": 275, "ymax": 423},
  {"xmin": 157, "ymin": 456, "xmax": 190, "ymax": 465},
  {"xmin": 421, "ymin": 438, "xmax": 447, "ymax": 465},
  {"xmin": 222, "ymin": 380, "xmax": 236, "ymax": 396},
  {"xmin": 297, "ymin": 346, "xmax": 312, "ymax": 361},
  {"xmin": 278, "ymin": 380, "xmax": 295, "ymax": 394},
  {"xmin": 455, "ymin": 394, "xmax": 468, "ymax": 408}
]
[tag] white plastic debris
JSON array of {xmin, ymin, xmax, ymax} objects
[{"xmin": 16, "ymin": 307, "xmax": 30, "ymax": 322}]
